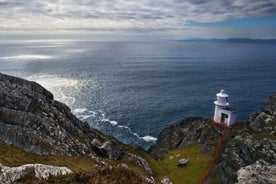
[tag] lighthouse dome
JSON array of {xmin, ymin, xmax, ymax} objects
[
  {"xmin": 214, "ymin": 89, "xmax": 229, "ymax": 106},
  {"xmin": 216, "ymin": 89, "xmax": 228, "ymax": 98}
]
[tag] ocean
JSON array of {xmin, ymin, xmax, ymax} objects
[{"xmin": 0, "ymin": 40, "xmax": 275, "ymax": 149}]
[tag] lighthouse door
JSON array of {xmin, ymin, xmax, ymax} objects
[{"xmin": 220, "ymin": 113, "xmax": 229, "ymax": 124}]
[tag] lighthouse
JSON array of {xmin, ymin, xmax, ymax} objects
[{"xmin": 213, "ymin": 89, "xmax": 236, "ymax": 127}]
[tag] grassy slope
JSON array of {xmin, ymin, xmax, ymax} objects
[
  {"xmin": 0, "ymin": 140, "xmax": 218, "ymax": 183},
  {"xmin": 132, "ymin": 144, "xmax": 216, "ymax": 183},
  {"xmin": 150, "ymin": 144, "xmax": 214, "ymax": 184},
  {"xmin": 0, "ymin": 140, "xmax": 95, "ymax": 172}
]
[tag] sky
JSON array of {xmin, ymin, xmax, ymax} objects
[{"xmin": 0, "ymin": 0, "xmax": 276, "ymax": 40}]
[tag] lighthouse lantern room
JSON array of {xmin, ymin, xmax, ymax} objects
[{"xmin": 213, "ymin": 89, "xmax": 236, "ymax": 127}]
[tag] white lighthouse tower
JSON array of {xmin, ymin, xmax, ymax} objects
[{"xmin": 214, "ymin": 89, "xmax": 236, "ymax": 127}]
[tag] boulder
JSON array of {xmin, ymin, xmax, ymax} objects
[
  {"xmin": 237, "ymin": 160, "xmax": 276, "ymax": 184},
  {"xmin": 0, "ymin": 163, "xmax": 72, "ymax": 184},
  {"xmin": 178, "ymin": 158, "xmax": 189, "ymax": 166},
  {"xmin": 161, "ymin": 177, "xmax": 172, "ymax": 184}
]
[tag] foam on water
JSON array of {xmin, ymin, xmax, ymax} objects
[
  {"xmin": 73, "ymin": 108, "xmax": 156, "ymax": 144},
  {"xmin": 117, "ymin": 125, "xmax": 157, "ymax": 143},
  {"xmin": 73, "ymin": 108, "xmax": 88, "ymax": 114},
  {"xmin": 141, "ymin": 136, "xmax": 157, "ymax": 142},
  {"xmin": 1, "ymin": 55, "xmax": 54, "ymax": 60}
]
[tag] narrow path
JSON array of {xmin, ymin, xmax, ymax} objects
[{"xmin": 200, "ymin": 125, "xmax": 228, "ymax": 184}]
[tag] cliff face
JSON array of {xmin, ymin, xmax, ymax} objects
[
  {"xmin": 0, "ymin": 73, "xmax": 124, "ymax": 159},
  {"xmin": 219, "ymin": 93, "xmax": 276, "ymax": 184},
  {"xmin": 149, "ymin": 117, "xmax": 224, "ymax": 160}
]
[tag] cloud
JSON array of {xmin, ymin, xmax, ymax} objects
[{"xmin": 0, "ymin": 0, "xmax": 275, "ymax": 33}]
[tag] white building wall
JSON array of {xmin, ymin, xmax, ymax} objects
[{"xmin": 214, "ymin": 105, "xmax": 236, "ymax": 127}]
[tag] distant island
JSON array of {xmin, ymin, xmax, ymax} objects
[{"xmin": 181, "ymin": 38, "xmax": 276, "ymax": 44}]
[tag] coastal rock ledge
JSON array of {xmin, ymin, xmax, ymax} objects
[{"xmin": 0, "ymin": 72, "xmax": 124, "ymax": 159}]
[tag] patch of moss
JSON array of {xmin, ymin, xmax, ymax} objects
[{"xmin": 251, "ymin": 132, "xmax": 276, "ymax": 140}]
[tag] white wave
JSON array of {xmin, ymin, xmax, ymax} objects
[
  {"xmin": 118, "ymin": 125, "xmax": 132, "ymax": 132},
  {"xmin": 118, "ymin": 125, "xmax": 156, "ymax": 142},
  {"xmin": 72, "ymin": 107, "xmax": 156, "ymax": 143},
  {"xmin": 73, "ymin": 108, "xmax": 88, "ymax": 114},
  {"xmin": 110, "ymin": 120, "xmax": 118, "ymax": 125},
  {"xmin": 1, "ymin": 55, "xmax": 54, "ymax": 60},
  {"xmin": 78, "ymin": 114, "xmax": 94, "ymax": 120},
  {"xmin": 141, "ymin": 135, "xmax": 157, "ymax": 142},
  {"xmin": 102, "ymin": 118, "xmax": 118, "ymax": 126},
  {"xmin": 73, "ymin": 108, "xmax": 97, "ymax": 121}
]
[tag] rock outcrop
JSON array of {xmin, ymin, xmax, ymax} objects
[
  {"xmin": 149, "ymin": 117, "xmax": 224, "ymax": 160},
  {"xmin": 0, "ymin": 73, "xmax": 124, "ymax": 159},
  {"xmin": 236, "ymin": 160, "xmax": 276, "ymax": 184},
  {"xmin": 0, "ymin": 163, "xmax": 73, "ymax": 184},
  {"xmin": 219, "ymin": 93, "xmax": 276, "ymax": 184}
]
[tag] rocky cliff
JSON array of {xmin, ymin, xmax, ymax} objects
[
  {"xmin": 0, "ymin": 72, "xmax": 124, "ymax": 159},
  {"xmin": 219, "ymin": 93, "xmax": 276, "ymax": 184}
]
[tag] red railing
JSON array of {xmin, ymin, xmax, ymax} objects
[{"xmin": 200, "ymin": 125, "xmax": 228, "ymax": 184}]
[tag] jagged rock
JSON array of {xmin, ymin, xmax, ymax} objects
[
  {"xmin": 0, "ymin": 163, "xmax": 72, "ymax": 184},
  {"xmin": 127, "ymin": 153, "xmax": 153, "ymax": 175},
  {"xmin": 237, "ymin": 160, "xmax": 276, "ymax": 184},
  {"xmin": 100, "ymin": 141, "xmax": 124, "ymax": 159},
  {"xmin": 0, "ymin": 72, "xmax": 124, "ymax": 159},
  {"xmin": 144, "ymin": 176, "xmax": 155, "ymax": 184},
  {"xmin": 219, "ymin": 135, "xmax": 276, "ymax": 183},
  {"xmin": 149, "ymin": 117, "xmax": 223, "ymax": 160},
  {"xmin": 219, "ymin": 93, "xmax": 276, "ymax": 184},
  {"xmin": 161, "ymin": 177, "xmax": 172, "ymax": 184},
  {"xmin": 248, "ymin": 93, "xmax": 276, "ymax": 133},
  {"xmin": 261, "ymin": 93, "xmax": 276, "ymax": 116}
]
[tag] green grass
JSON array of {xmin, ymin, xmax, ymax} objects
[
  {"xmin": 0, "ymin": 140, "xmax": 95, "ymax": 172},
  {"xmin": 0, "ymin": 140, "xmax": 215, "ymax": 184},
  {"xmin": 148, "ymin": 144, "xmax": 214, "ymax": 184},
  {"xmin": 0, "ymin": 140, "xmax": 147, "ymax": 183}
]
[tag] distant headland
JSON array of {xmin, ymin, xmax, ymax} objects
[{"xmin": 181, "ymin": 38, "xmax": 276, "ymax": 44}]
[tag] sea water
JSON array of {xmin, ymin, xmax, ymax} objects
[{"xmin": 0, "ymin": 40, "xmax": 275, "ymax": 149}]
